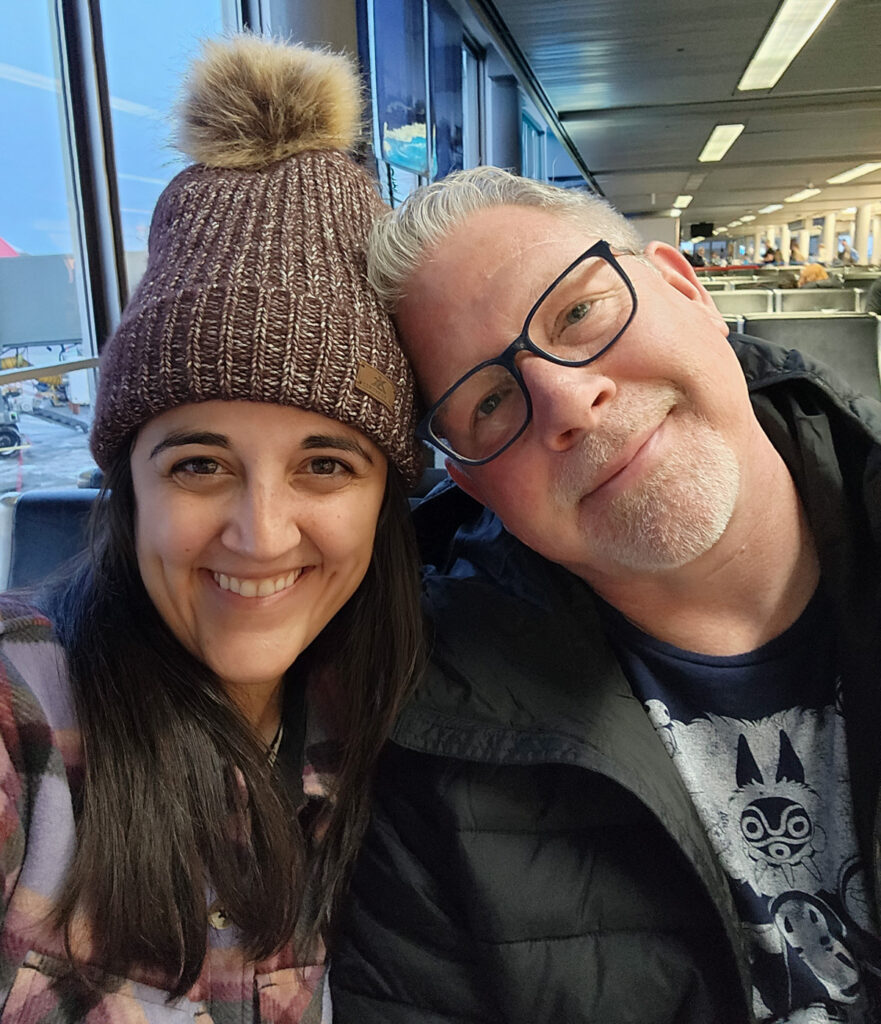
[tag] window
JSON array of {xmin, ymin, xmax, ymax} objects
[
  {"xmin": 0, "ymin": 1, "xmax": 94, "ymax": 496},
  {"xmin": 370, "ymin": 0, "xmax": 430, "ymax": 179},
  {"xmin": 100, "ymin": 0, "xmax": 234, "ymax": 293},
  {"xmin": 462, "ymin": 40, "xmax": 482, "ymax": 169},
  {"xmin": 428, "ymin": 0, "xmax": 463, "ymax": 180},
  {"xmin": 521, "ymin": 111, "xmax": 546, "ymax": 182},
  {"xmin": 366, "ymin": 0, "xmax": 474, "ymax": 203},
  {"xmin": 0, "ymin": 1, "xmax": 233, "ymax": 504}
]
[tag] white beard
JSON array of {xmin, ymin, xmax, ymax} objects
[{"xmin": 554, "ymin": 385, "xmax": 741, "ymax": 573}]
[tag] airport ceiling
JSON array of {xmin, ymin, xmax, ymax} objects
[{"xmin": 487, "ymin": 0, "xmax": 881, "ymax": 240}]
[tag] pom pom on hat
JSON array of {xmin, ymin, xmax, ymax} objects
[{"xmin": 176, "ymin": 35, "xmax": 363, "ymax": 169}]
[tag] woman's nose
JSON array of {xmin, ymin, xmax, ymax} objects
[
  {"xmin": 519, "ymin": 356, "xmax": 617, "ymax": 452},
  {"xmin": 221, "ymin": 484, "xmax": 302, "ymax": 560}
]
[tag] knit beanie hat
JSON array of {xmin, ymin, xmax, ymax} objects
[{"xmin": 90, "ymin": 34, "xmax": 422, "ymax": 486}]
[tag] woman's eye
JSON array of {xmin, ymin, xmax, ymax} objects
[
  {"xmin": 308, "ymin": 457, "xmax": 348, "ymax": 476},
  {"xmin": 565, "ymin": 300, "xmax": 591, "ymax": 326},
  {"xmin": 172, "ymin": 456, "xmax": 221, "ymax": 476}
]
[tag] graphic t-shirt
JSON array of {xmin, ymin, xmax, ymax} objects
[{"xmin": 599, "ymin": 591, "xmax": 881, "ymax": 1023}]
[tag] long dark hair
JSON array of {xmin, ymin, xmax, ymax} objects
[{"xmin": 40, "ymin": 448, "xmax": 422, "ymax": 997}]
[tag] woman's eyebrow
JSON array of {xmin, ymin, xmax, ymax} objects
[
  {"xmin": 302, "ymin": 434, "xmax": 373, "ymax": 462},
  {"xmin": 149, "ymin": 431, "xmax": 230, "ymax": 459}
]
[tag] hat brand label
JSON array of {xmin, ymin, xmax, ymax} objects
[{"xmin": 355, "ymin": 360, "xmax": 396, "ymax": 411}]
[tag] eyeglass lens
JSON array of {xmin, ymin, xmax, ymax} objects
[{"xmin": 429, "ymin": 252, "xmax": 632, "ymax": 462}]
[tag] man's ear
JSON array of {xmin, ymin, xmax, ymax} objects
[
  {"xmin": 445, "ymin": 457, "xmax": 486, "ymax": 506},
  {"xmin": 644, "ymin": 241, "xmax": 728, "ymax": 328},
  {"xmin": 645, "ymin": 242, "xmax": 719, "ymax": 311}
]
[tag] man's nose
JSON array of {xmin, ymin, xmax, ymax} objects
[
  {"xmin": 519, "ymin": 355, "xmax": 617, "ymax": 452},
  {"xmin": 221, "ymin": 483, "xmax": 301, "ymax": 560}
]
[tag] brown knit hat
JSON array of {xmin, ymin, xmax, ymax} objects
[{"xmin": 90, "ymin": 35, "xmax": 421, "ymax": 486}]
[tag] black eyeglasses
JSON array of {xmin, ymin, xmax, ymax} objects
[{"xmin": 416, "ymin": 239, "xmax": 638, "ymax": 465}]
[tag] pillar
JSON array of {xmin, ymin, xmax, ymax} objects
[
  {"xmin": 799, "ymin": 228, "xmax": 811, "ymax": 261},
  {"xmin": 821, "ymin": 214, "xmax": 837, "ymax": 264},
  {"xmin": 871, "ymin": 217, "xmax": 881, "ymax": 265},
  {"xmin": 779, "ymin": 224, "xmax": 791, "ymax": 262},
  {"xmin": 854, "ymin": 205, "xmax": 872, "ymax": 265}
]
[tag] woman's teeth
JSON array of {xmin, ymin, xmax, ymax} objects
[{"xmin": 212, "ymin": 569, "xmax": 302, "ymax": 597}]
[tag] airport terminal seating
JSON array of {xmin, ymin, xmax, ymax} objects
[
  {"xmin": 0, "ymin": 465, "xmax": 451, "ymax": 592},
  {"xmin": 742, "ymin": 312, "xmax": 881, "ymax": 402},
  {"xmin": 710, "ymin": 290, "xmax": 774, "ymax": 316},
  {"xmin": 3, "ymin": 487, "xmax": 99, "ymax": 590},
  {"xmin": 776, "ymin": 288, "xmax": 862, "ymax": 313}
]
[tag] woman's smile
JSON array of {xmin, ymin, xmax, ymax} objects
[{"xmin": 211, "ymin": 567, "xmax": 309, "ymax": 598}]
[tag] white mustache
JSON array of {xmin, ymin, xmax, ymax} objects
[{"xmin": 553, "ymin": 384, "xmax": 680, "ymax": 500}]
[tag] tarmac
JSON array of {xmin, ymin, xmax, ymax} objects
[{"xmin": 0, "ymin": 407, "xmax": 97, "ymax": 495}]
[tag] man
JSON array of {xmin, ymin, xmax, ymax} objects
[{"xmin": 330, "ymin": 168, "xmax": 881, "ymax": 1023}]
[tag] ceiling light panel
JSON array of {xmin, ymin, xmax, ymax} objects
[
  {"xmin": 698, "ymin": 124, "xmax": 745, "ymax": 163},
  {"xmin": 738, "ymin": 0, "xmax": 838, "ymax": 91},
  {"xmin": 684, "ymin": 173, "xmax": 707, "ymax": 191},
  {"xmin": 673, "ymin": 195, "xmax": 693, "ymax": 209},
  {"xmin": 826, "ymin": 163, "xmax": 881, "ymax": 185},
  {"xmin": 740, "ymin": 215, "xmax": 756, "ymax": 222},
  {"xmin": 759, "ymin": 204, "xmax": 784, "ymax": 214},
  {"xmin": 784, "ymin": 188, "xmax": 822, "ymax": 203}
]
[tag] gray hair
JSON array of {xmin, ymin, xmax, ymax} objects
[{"xmin": 367, "ymin": 166, "xmax": 647, "ymax": 307}]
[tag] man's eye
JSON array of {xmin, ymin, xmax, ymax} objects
[
  {"xmin": 565, "ymin": 300, "xmax": 591, "ymax": 325},
  {"xmin": 476, "ymin": 393, "xmax": 503, "ymax": 419},
  {"xmin": 172, "ymin": 457, "xmax": 220, "ymax": 476}
]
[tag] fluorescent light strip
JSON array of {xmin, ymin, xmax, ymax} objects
[
  {"xmin": 759, "ymin": 203, "xmax": 784, "ymax": 214},
  {"xmin": 673, "ymin": 194, "xmax": 693, "ymax": 209},
  {"xmin": 738, "ymin": 0, "xmax": 838, "ymax": 91},
  {"xmin": 740, "ymin": 214, "xmax": 756, "ymax": 222},
  {"xmin": 784, "ymin": 188, "xmax": 821, "ymax": 203},
  {"xmin": 669, "ymin": 209, "xmax": 683, "ymax": 218},
  {"xmin": 698, "ymin": 124, "xmax": 745, "ymax": 163},
  {"xmin": 826, "ymin": 162, "xmax": 881, "ymax": 184}
]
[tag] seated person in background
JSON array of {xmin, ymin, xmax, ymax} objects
[
  {"xmin": 789, "ymin": 242, "xmax": 806, "ymax": 264},
  {"xmin": 762, "ymin": 245, "xmax": 778, "ymax": 263},
  {"xmin": 798, "ymin": 263, "xmax": 831, "ymax": 287},
  {"xmin": 0, "ymin": 36, "xmax": 423, "ymax": 1023},
  {"xmin": 693, "ymin": 246, "xmax": 706, "ymax": 267},
  {"xmin": 330, "ymin": 166, "xmax": 881, "ymax": 1023},
  {"xmin": 838, "ymin": 242, "xmax": 859, "ymax": 265}
]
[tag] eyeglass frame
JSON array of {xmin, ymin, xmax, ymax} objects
[{"xmin": 415, "ymin": 238, "xmax": 640, "ymax": 466}]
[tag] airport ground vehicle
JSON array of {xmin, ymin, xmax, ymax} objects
[{"xmin": 0, "ymin": 395, "xmax": 21, "ymax": 458}]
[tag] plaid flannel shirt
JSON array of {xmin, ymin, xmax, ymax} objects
[{"xmin": 0, "ymin": 599, "xmax": 331, "ymax": 1024}]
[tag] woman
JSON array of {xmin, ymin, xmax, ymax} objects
[{"xmin": 0, "ymin": 35, "xmax": 422, "ymax": 1022}]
